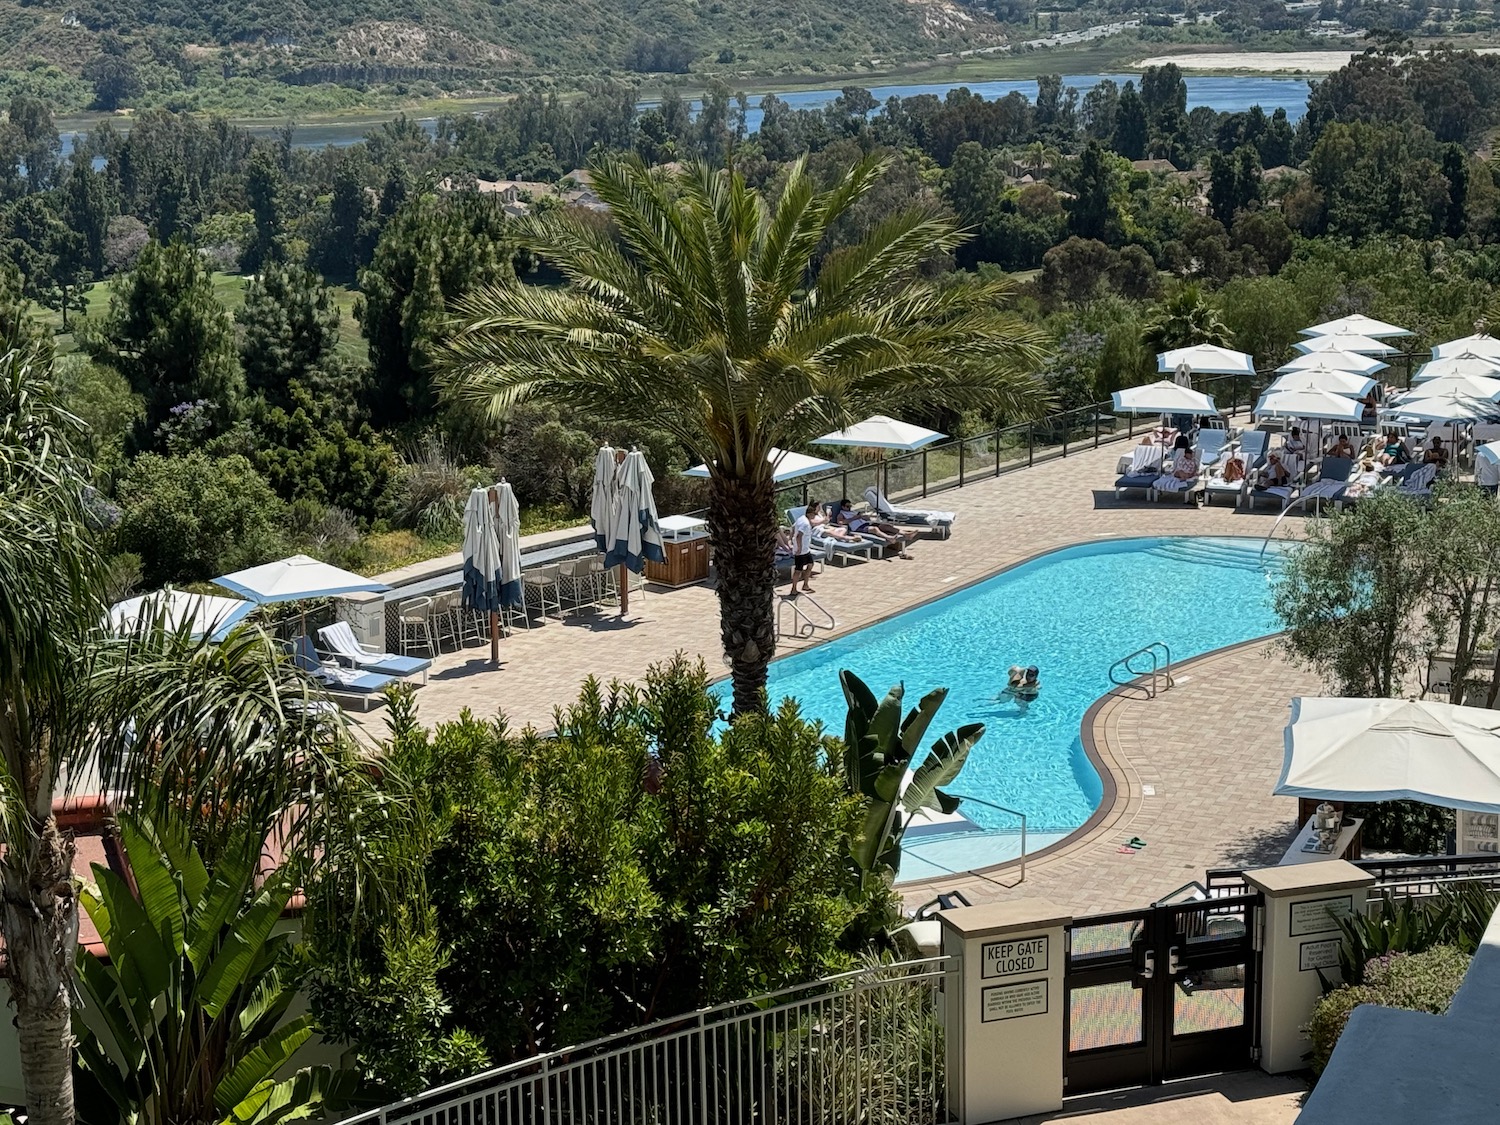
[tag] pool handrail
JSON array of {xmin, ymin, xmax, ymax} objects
[{"xmin": 1109, "ymin": 641, "xmax": 1174, "ymax": 698}]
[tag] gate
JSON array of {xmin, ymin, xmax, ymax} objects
[{"xmin": 1063, "ymin": 892, "xmax": 1262, "ymax": 1095}]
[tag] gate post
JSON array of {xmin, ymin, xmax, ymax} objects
[
  {"xmin": 938, "ymin": 900, "xmax": 1071, "ymax": 1123},
  {"xmin": 1243, "ymin": 861, "xmax": 1376, "ymax": 1074}
]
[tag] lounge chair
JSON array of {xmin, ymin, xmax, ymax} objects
[
  {"xmin": 1197, "ymin": 428, "xmax": 1230, "ymax": 468},
  {"xmin": 1291, "ymin": 456, "xmax": 1356, "ymax": 516},
  {"xmin": 317, "ymin": 621, "xmax": 433, "ymax": 683},
  {"xmin": 1236, "ymin": 430, "xmax": 1269, "ymax": 470},
  {"xmin": 1245, "ymin": 452, "xmax": 1303, "ymax": 510},
  {"xmin": 288, "ymin": 636, "xmax": 396, "ymax": 711},
  {"xmin": 862, "ymin": 488, "xmax": 955, "ymax": 539},
  {"xmin": 1394, "ymin": 462, "xmax": 1439, "ymax": 501},
  {"xmin": 788, "ymin": 506, "xmax": 878, "ymax": 565},
  {"xmin": 1113, "ymin": 444, "xmax": 1164, "ymax": 500}
]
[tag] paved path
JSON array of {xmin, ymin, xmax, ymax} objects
[{"xmin": 1006, "ymin": 1071, "xmax": 1307, "ymax": 1124}]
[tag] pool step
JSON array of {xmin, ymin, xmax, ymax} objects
[{"xmin": 1144, "ymin": 539, "xmax": 1287, "ymax": 573}]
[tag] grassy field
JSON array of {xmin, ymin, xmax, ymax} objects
[{"xmin": 42, "ymin": 273, "xmax": 367, "ymax": 363}]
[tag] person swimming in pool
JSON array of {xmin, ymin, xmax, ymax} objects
[{"xmin": 1000, "ymin": 665, "xmax": 1041, "ymax": 712}]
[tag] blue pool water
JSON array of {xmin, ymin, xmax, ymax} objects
[{"xmin": 733, "ymin": 536, "xmax": 1287, "ymax": 872}]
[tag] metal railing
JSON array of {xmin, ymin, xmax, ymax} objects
[
  {"xmin": 1109, "ymin": 641, "xmax": 1174, "ymax": 698},
  {"xmin": 777, "ymin": 591, "xmax": 836, "ymax": 638},
  {"xmin": 345, "ymin": 957, "xmax": 956, "ymax": 1125},
  {"xmin": 1205, "ymin": 853, "xmax": 1500, "ymax": 898}
]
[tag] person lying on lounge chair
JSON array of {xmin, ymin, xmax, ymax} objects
[
  {"xmin": 1326, "ymin": 434, "xmax": 1355, "ymax": 459},
  {"xmin": 1254, "ymin": 452, "xmax": 1290, "ymax": 490},
  {"xmin": 833, "ymin": 499, "xmax": 915, "ymax": 558},
  {"xmin": 1377, "ymin": 432, "xmax": 1410, "ymax": 466}
]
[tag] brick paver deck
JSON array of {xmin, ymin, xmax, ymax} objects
[{"xmin": 351, "ymin": 436, "xmax": 1319, "ymax": 915}]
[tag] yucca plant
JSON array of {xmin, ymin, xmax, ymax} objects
[{"xmin": 73, "ymin": 807, "xmax": 359, "ymax": 1125}]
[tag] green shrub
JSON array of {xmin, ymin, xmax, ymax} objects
[
  {"xmin": 1336, "ymin": 882, "xmax": 1500, "ymax": 983},
  {"xmin": 1307, "ymin": 946, "xmax": 1470, "ymax": 1075}
]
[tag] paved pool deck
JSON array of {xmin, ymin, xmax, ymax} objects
[{"xmin": 351, "ymin": 436, "xmax": 1322, "ymax": 915}]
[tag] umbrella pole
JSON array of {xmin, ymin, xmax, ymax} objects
[
  {"xmin": 619, "ymin": 564, "xmax": 630, "ymax": 615},
  {"xmin": 490, "ymin": 611, "xmax": 499, "ymax": 665}
]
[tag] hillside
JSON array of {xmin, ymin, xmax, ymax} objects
[{"xmin": 0, "ymin": 0, "xmax": 1009, "ymax": 111}]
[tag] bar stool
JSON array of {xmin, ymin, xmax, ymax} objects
[
  {"xmin": 557, "ymin": 558, "xmax": 596, "ymax": 616},
  {"xmin": 521, "ymin": 565, "xmax": 563, "ymax": 624},
  {"xmin": 396, "ymin": 596, "xmax": 436, "ymax": 657}
]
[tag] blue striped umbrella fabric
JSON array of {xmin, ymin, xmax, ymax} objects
[
  {"xmin": 605, "ymin": 450, "xmax": 666, "ymax": 573},
  {"xmin": 462, "ymin": 488, "xmax": 504, "ymax": 613}
]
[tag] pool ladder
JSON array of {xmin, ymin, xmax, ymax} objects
[
  {"xmin": 777, "ymin": 591, "xmax": 836, "ymax": 638},
  {"xmin": 1109, "ymin": 641, "xmax": 1175, "ymax": 698}
]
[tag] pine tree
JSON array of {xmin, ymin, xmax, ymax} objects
[
  {"xmin": 236, "ymin": 261, "xmax": 345, "ymax": 409},
  {"xmin": 242, "ymin": 148, "xmax": 286, "ymax": 274},
  {"xmin": 1113, "ymin": 83, "xmax": 1148, "ymax": 161},
  {"xmin": 60, "ymin": 164, "xmax": 113, "ymax": 280}
]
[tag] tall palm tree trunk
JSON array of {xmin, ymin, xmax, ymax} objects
[
  {"xmin": 1, "ymin": 816, "xmax": 79, "ymax": 1125},
  {"xmin": 708, "ymin": 471, "xmax": 778, "ymax": 714}
]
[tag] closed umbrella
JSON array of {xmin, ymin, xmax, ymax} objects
[
  {"xmin": 1412, "ymin": 353, "xmax": 1500, "ymax": 383},
  {"xmin": 590, "ymin": 445, "xmax": 617, "ymax": 551},
  {"xmin": 1254, "ymin": 388, "xmax": 1363, "ymax": 422},
  {"xmin": 1155, "ymin": 344, "xmax": 1255, "ymax": 375},
  {"xmin": 1432, "ymin": 334, "xmax": 1500, "ymax": 360},
  {"xmin": 1111, "ymin": 380, "xmax": 1217, "ymax": 415},
  {"xmin": 1400, "ymin": 374, "xmax": 1500, "ymax": 401},
  {"xmin": 1275, "ymin": 697, "xmax": 1500, "ymax": 814},
  {"xmin": 1300, "ymin": 314, "xmax": 1412, "ymax": 339},
  {"xmin": 814, "ymin": 414, "xmax": 946, "ymax": 499},
  {"xmin": 684, "ymin": 447, "xmax": 841, "ymax": 483},
  {"xmin": 1265, "ymin": 368, "xmax": 1377, "ymax": 398},
  {"xmin": 463, "ymin": 486, "xmax": 517, "ymax": 665},
  {"xmin": 1294, "ymin": 333, "xmax": 1398, "ymax": 357},
  {"xmin": 1276, "ymin": 350, "xmax": 1388, "ymax": 376},
  {"xmin": 604, "ymin": 450, "xmax": 664, "ymax": 615},
  {"xmin": 109, "ymin": 589, "xmax": 255, "ymax": 642}
]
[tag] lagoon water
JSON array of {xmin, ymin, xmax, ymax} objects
[{"xmin": 61, "ymin": 72, "xmax": 1312, "ymax": 155}]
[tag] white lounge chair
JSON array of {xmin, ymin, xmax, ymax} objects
[
  {"xmin": 788, "ymin": 505, "xmax": 878, "ymax": 565},
  {"xmin": 317, "ymin": 621, "xmax": 433, "ymax": 683},
  {"xmin": 862, "ymin": 488, "xmax": 955, "ymax": 539},
  {"xmin": 1291, "ymin": 456, "xmax": 1357, "ymax": 515},
  {"xmin": 1149, "ymin": 470, "xmax": 1203, "ymax": 505}
]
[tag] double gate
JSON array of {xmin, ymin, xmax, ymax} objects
[{"xmin": 1063, "ymin": 892, "xmax": 1262, "ymax": 1095}]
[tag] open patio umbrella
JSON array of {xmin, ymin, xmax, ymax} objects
[
  {"xmin": 1275, "ymin": 697, "xmax": 1500, "ymax": 814},
  {"xmin": 109, "ymin": 589, "xmax": 255, "ymax": 642},
  {"xmin": 1399, "ymin": 374, "xmax": 1500, "ymax": 401},
  {"xmin": 1300, "ymin": 314, "xmax": 1412, "ymax": 339},
  {"xmin": 1265, "ymin": 368, "xmax": 1377, "ymax": 398},
  {"xmin": 1155, "ymin": 343, "xmax": 1255, "ymax": 375},
  {"xmin": 1412, "ymin": 353, "xmax": 1500, "ymax": 382},
  {"xmin": 683, "ymin": 447, "xmax": 841, "ymax": 483},
  {"xmin": 1254, "ymin": 388, "xmax": 1363, "ymax": 422},
  {"xmin": 604, "ymin": 449, "xmax": 664, "ymax": 615},
  {"xmin": 813, "ymin": 414, "xmax": 946, "ymax": 500},
  {"xmin": 1431, "ymin": 334, "xmax": 1500, "ymax": 360},
  {"xmin": 215, "ymin": 555, "xmax": 388, "ymax": 604},
  {"xmin": 1276, "ymin": 350, "xmax": 1388, "ymax": 376},
  {"xmin": 1294, "ymin": 333, "xmax": 1398, "ymax": 357},
  {"xmin": 1111, "ymin": 380, "xmax": 1217, "ymax": 415},
  {"xmin": 1385, "ymin": 393, "xmax": 1500, "ymax": 424}
]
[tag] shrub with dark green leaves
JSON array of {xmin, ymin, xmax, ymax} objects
[{"xmin": 1307, "ymin": 946, "xmax": 1469, "ymax": 1075}]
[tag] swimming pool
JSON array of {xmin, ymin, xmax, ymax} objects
[{"xmin": 735, "ymin": 536, "xmax": 1288, "ymax": 881}]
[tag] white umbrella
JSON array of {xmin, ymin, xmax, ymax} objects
[
  {"xmin": 1155, "ymin": 344, "xmax": 1255, "ymax": 375},
  {"xmin": 1265, "ymin": 368, "xmax": 1377, "ymax": 398},
  {"xmin": 1386, "ymin": 393, "xmax": 1499, "ymax": 424},
  {"xmin": 1399, "ymin": 374, "xmax": 1500, "ymax": 401},
  {"xmin": 590, "ymin": 445, "xmax": 617, "ymax": 552},
  {"xmin": 215, "ymin": 554, "xmax": 388, "ymax": 603},
  {"xmin": 463, "ymin": 487, "xmax": 517, "ymax": 664},
  {"xmin": 683, "ymin": 447, "xmax": 841, "ymax": 483},
  {"xmin": 1275, "ymin": 697, "xmax": 1500, "ymax": 814},
  {"xmin": 1412, "ymin": 353, "xmax": 1500, "ymax": 382},
  {"xmin": 813, "ymin": 414, "xmax": 946, "ymax": 450},
  {"xmin": 1276, "ymin": 350, "xmax": 1388, "ymax": 376},
  {"xmin": 109, "ymin": 589, "xmax": 255, "ymax": 642},
  {"xmin": 1111, "ymin": 380, "xmax": 1218, "ymax": 415},
  {"xmin": 1300, "ymin": 314, "xmax": 1412, "ymax": 339},
  {"xmin": 604, "ymin": 450, "xmax": 664, "ymax": 615},
  {"xmin": 1254, "ymin": 388, "xmax": 1364, "ymax": 422},
  {"xmin": 1294, "ymin": 333, "xmax": 1398, "ymax": 357},
  {"xmin": 1432, "ymin": 334, "xmax": 1500, "ymax": 360}
]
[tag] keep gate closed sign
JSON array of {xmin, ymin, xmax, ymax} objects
[{"xmin": 981, "ymin": 935, "xmax": 1049, "ymax": 979}]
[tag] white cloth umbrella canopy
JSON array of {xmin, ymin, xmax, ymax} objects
[
  {"xmin": 215, "ymin": 554, "xmax": 388, "ymax": 604},
  {"xmin": 1254, "ymin": 388, "xmax": 1364, "ymax": 422},
  {"xmin": 1265, "ymin": 368, "xmax": 1378, "ymax": 398},
  {"xmin": 1412, "ymin": 353, "xmax": 1500, "ymax": 382},
  {"xmin": 1431, "ymin": 334, "xmax": 1500, "ymax": 360},
  {"xmin": 590, "ymin": 445, "xmax": 617, "ymax": 551},
  {"xmin": 683, "ymin": 447, "xmax": 841, "ymax": 483},
  {"xmin": 1276, "ymin": 350, "xmax": 1388, "ymax": 376},
  {"xmin": 1275, "ymin": 697, "xmax": 1500, "ymax": 814},
  {"xmin": 493, "ymin": 482, "xmax": 522, "ymax": 605},
  {"xmin": 605, "ymin": 450, "xmax": 665, "ymax": 573},
  {"xmin": 1155, "ymin": 344, "xmax": 1255, "ymax": 375},
  {"xmin": 462, "ymin": 488, "xmax": 505, "ymax": 614},
  {"xmin": 1386, "ymin": 393, "xmax": 1499, "ymax": 424},
  {"xmin": 1111, "ymin": 380, "xmax": 1218, "ymax": 415},
  {"xmin": 109, "ymin": 589, "xmax": 255, "ymax": 642},
  {"xmin": 1300, "ymin": 314, "xmax": 1412, "ymax": 339},
  {"xmin": 813, "ymin": 414, "xmax": 946, "ymax": 451},
  {"xmin": 1399, "ymin": 374, "xmax": 1500, "ymax": 401},
  {"xmin": 1294, "ymin": 333, "xmax": 1398, "ymax": 357}
]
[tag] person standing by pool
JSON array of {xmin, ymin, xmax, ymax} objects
[{"xmin": 791, "ymin": 499, "xmax": 817, "ymax": 596}]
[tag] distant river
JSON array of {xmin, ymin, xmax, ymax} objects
[{"xmin": 60, "ymin": 73, "xmax": 1311, "ymax": 155}]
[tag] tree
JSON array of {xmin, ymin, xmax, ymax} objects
[
  {"xmin": 1141, "ymin": 284, "xmax": 1234, "ymax": 352},
  {"xmin": 59, "ymin": 164, "xmax": 113, "ymax": 282},
  {"xmin": 1037, "ymin": 236, "xmax": 1118, "ymax": 307},
  {"xmin": 1113, "ymin": 82, "xmax": 1149, "ymax": 160},
  {"xmin": 236, "ymin": 262, "xmax": 345, "ymax": 409},
  {"xmin": 439, "ymin": 157, "xmax": 1050, "ymax": 711},
  {"xmin": 84, "ymin": 52, "xmax": 141, "ymax": 112},
  {"xmin": 242, "ymin": 148, "xmax": 286, "ymax": 274},
  {"xmin": 311, "ymin": 159, "xmax": 375, "ymax": 283},
  {"xmin": 358, "ymin": 192, "xmax": 518, "ymax": 428},
  {"xmin": 1066, "ymin": 142, "xmax": 1119, "ymax": 242},
  {"xmin": 0, "ymin": 261, "xmax": 54, "ymax": 362},
  {"xmin": 81, "ymin": 237, "xmax": 243, "ymax": 440},
  {"xmin": 73, "ymin": 810, "xmax": 358, "ymax": 1125},
  {"xmin": 5, "ymin": 94, "xmax": 59, "ymax": 194}
]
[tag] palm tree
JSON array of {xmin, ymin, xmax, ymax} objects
[
  {"xmin": 440, "ymin": 156, "xmax": 1050, "ymax": 712},
  {"xmin": 1141, "ymin": 284, "xmax": 1234, "ymax": 354},
  {"xmin": 0, "ymin": 344, "xmax": 415, "ymax": 1125}
]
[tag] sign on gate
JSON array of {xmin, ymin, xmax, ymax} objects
[
  {"xmin": 982, "ymin": 936, "xmax": 1049, "ymax": 978},
  {"xmin": 982, "ymin": 980, "xmax": 1050, "ymax": 1022}
]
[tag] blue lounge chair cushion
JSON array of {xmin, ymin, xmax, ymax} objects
[
  {"xmin": 359, "ymin": 653, "xmax": 432, "ymax": 678},
  {"xmin": 1115, "ymin": 473, "xmax": 1158, "ymax": 489},
  {"xmin": 318, "ymin": 668, "xmax": 395, "ymax": 693}
]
